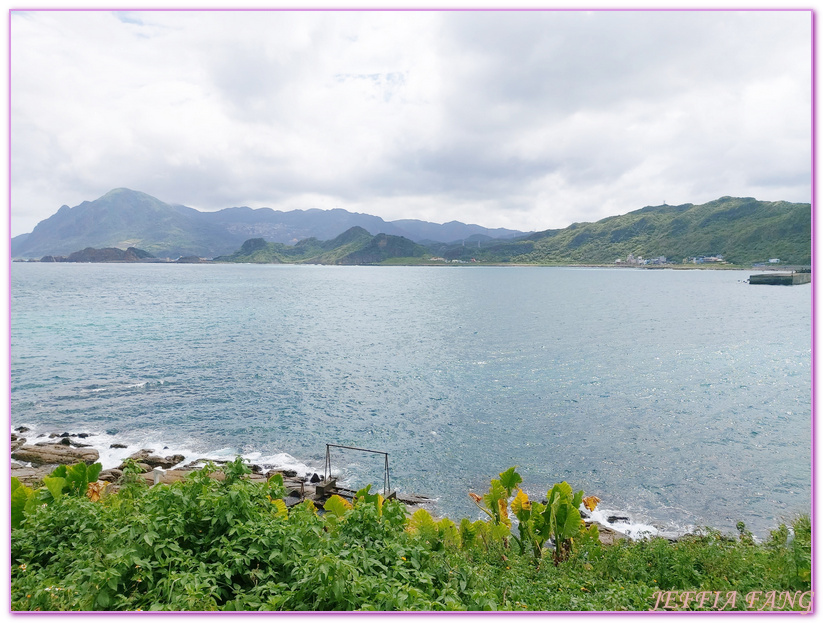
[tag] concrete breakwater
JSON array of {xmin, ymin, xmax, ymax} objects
[{"xmin": 749, "ymin": 272, "xmax": 811, "ymax": 285}]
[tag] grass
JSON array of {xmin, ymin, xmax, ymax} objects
[{"xmin": 10, "ymin": 459, "xmax": 812, "ymax": 611}]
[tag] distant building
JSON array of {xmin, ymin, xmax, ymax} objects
[{"xmin": 769, "ymin": 258, "xmax": 781, "ymax": 264}]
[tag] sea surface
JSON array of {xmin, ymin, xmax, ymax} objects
[{"xmin": 10, "ymin": 263, "xmax": 812, "ymax": 538}]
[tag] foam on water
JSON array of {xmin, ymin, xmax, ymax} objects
[{"xmin": 12, "ymin": 422, "xmax": 322, "ymax": 477}]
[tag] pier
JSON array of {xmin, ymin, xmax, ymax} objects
[{"xmin": 748, "ymin": 271, "xmax": 811, "ymax": 285}]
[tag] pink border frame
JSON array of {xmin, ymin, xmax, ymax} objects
[{"xmin": 5, "ymin": 7, "xmax": 817, "ymax": 616}]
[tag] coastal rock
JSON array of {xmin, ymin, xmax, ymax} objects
[
  {"xmin": 110, "ymin": 443, "xmax": 128, "ymax": 449},
  {"xmin": 121, "ymin": 449, "xmax": 185, "ymax": 470},
  {"xmin": 144, "ymin": 454, "xmax": 185, "ymax": 469},
  {"xmin": 15, "ymin": 426, "xmax": 30, "ymax": 433},
  {"xmin": 607, "ymin": 515, "xmax": 630, "ymax": 524},
  {"xmin": 588, "ymin": 522, "xmax": 627, "ymax": 546},
  {"xmin": 12, "ymin": 444, "xmax": 99, "ymax": 466},
  {"xmin": 11, "ymin": 462, "xmax": 53, "ymax": 486},
  {"xmin": 11, "ymin": 436, "xmax": 26, "ymax": 452},
  {"xmin": 98, "ymin": 469, "xmax": 123, "ymax": 483},
  {"xmin": 57, "ymin": 437, "xmax": 92, "ymax": 448}
]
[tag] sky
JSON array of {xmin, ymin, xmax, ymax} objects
[{"xmin": 9, "ymin": 9, "xmax": 813, "ymax": 237}]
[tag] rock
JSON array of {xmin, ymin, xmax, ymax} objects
[
  {"xmin": 15, "ymin": 426, "xmax": 29, "ymax": 433},
  {"xmin": 11, "ymin": 462, "xmax": 53, "ymax": 486},
  {"xmin": 588, "ymin": 521, "xmax": 627, "ymax": 546},
  {"xmin": 59, "ymin": 432, "xmax": 70, "ymax": 438},
  {"xmin": 144, "ymin": 454, "xmax": 185, "ymax": 469},
  {"xmin": 98, "ymin": 469, "xmax": 123, "ymax": 483},
  {"xmin": 77, "ymin": 433, "xmax": 90, "ymax": 438},
  {"xmin": 119, "ymin": 450, "xmax": 183, "ymax": 469},
  {"xmin": 607, "ymin": 515, "xmax": 630, "ymax": 524},
  {"xmin": 59, "ymin": 437, "xmax": 72, "ymax": 446},
  {"xmin": 310, "ymin": 473, "xmax": 321, "ymax": 483},
  {"xmin": 12, "ymin": 444, "xmax": 99, "ymax": 466},
  {"xmin": 250, "ymin": 464, "xmax": 262, "ymax": 473},
  {"xmin": 11, "ymin": 437, "xmax": 26, "ymax": 452},
  {"xmin": 48, "ymin": 433, "xmax": 59, "ymax": 438},
  {"xmin": 283, "ymin": 469, "xmax": 298, "ymax": 478},
  {"xmin": 110, "ymin": 443, "xmax": 128, "ymax": 449},
  {"xmin": 37, "ymin": 434, "xmax": 45, "ymax": 438}
]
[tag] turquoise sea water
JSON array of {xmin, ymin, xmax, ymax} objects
[{"xmin": 11, "ymin": 263, "xmax": 811, "ymax": 537}]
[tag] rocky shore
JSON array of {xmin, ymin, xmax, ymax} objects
[
  {"xmin": 11, "ymin": 426, "xmax": 632, "ymax": 545},
  {"xmin": 10, "ymin": 427, "xmax": 309, "ymax": 490}
]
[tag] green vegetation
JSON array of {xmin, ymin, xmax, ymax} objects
[
  {"xmin": 11, "ymin": 462, "xmax": 811, "ymax": 611},
  {"xmin": 429, "ymin": 197, "xmax": 811, "ymax": 266},
  {"xmin": 214, "ymin": 227, "xmax": 429, "ymax": 265}
]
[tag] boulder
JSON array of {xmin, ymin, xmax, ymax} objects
[
  {"xmin": 98, "ymin": 469, "xmax": 123, "ymax": 483},
  {"xmin": 122, "ymin": 449, "xmax": 185, "ymax": 469},
  {"xmin": 110, "ymin": 443, "xmax": 128, "ymax": 449},
  {"xmin": 143, "ymin": 454, "xmax": 185, "ymax": 469},
  {"xmin": 11, "ymin": 462, "xmax": 53, "ymax": 486},
  {"xmin": 12, "ymin": 444, "xmax": 99, "ymax": 466},
  {"xmin": 11, "ymin": 435, "xmax": 26, "ymax": 452}
]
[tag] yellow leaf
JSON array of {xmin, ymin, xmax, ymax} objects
[
  {"xmin": 468, "ymin": 492, "xmax": 483, "ymax": 504},
  {"xmin": 498, "ymin": 498, "xmax": 511, "ymax": 527},
  {"xmin": 582, "ymin": 495, "xmax": 600, "ymax": 512},
  {"xmin": 271, "ymin": 498, "xmax": 288, "ymax": 519},
  {"xmin": 86, "ymin": 481, "xmax": 107, "ymax": 503},
  {"xmin": 511, "ymin": 489, "xmax": 531, "ymax": 514}
]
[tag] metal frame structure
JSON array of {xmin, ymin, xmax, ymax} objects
[{"xmin": 323, "ymin": 444, "xmax": 391, "ymax": 497}]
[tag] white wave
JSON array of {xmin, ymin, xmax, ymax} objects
[{"xmin": 584, "ymin": 504, "xmax": 694, "ymax": 540}]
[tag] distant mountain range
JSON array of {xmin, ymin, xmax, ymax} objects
[
  {"xmin": 428, "ymin": 196, "xmax": 811, "ymax": 266},
  {"xmin": 11, "ymin": 188, "xmax": 526, "ymax": 259},
  {"xmin": 11, "ymin": 189, "xmax": 811, "ymax": 266},
  {"xmin": 215, "ymin": 227, "xmax": 428, "ymax": 265}
]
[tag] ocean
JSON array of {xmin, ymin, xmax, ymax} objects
[{"xmin": 10, "ymin": 263, "xmax": 811, "ymax": 538}]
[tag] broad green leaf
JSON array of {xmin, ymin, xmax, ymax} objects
[
  {"xmin": 459, "ymin": 518, "xmax": 477, "ymax": 546},
  {"xmin": 483, "ymin": 479, "xmax": 507, "ymax": 523},
  {"xmin": 498, "ymin": 467, "xmax": 522, "ymax": 495},
  {"xmin": 324, "ymin": 494, "xmax": 352, "ymax": 518},
  {"xmin": 43, "ymin": 476, "xmax": 66, "ymax": 501},
  {"xmin": 409, "ymin": 508, "xmax": 436, "ymax": 533},
  {"xmin": 11, "ymin": 479, "xmax": 32, "ymax": 529},
  {"xmin": 87, "ymin": 462, "xmax": 102, "ymax": 483}
]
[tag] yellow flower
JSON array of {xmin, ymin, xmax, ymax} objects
[{"xmin": 401, "ymin": 557, "xmax": 406, "ymax": 561}]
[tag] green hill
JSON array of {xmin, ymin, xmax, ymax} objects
[
  {"xmin": 429, "ymin": 197, "xmax": 811, "ymax": 265},
  {"xmin": 215, "ymin": 227, "xmax": 428, "ymax": 265}
]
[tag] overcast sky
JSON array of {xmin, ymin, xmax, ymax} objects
[{"xmin": 10, "ymin": 9, "xmax": 812, "ymax": 237}]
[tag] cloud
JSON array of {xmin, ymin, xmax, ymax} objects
[{"xmin": 10, "ymin": 10, "xmax": 811, "ymax": 237}]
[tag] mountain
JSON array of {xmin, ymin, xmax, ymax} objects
[
  {"xmin": 11, "ymin": 189, "xmax": 527, "ymax": 259},
  {"xmin": 428, "ymin": 197, "xmax": 811, "ymax": 266},
  {"xmin": 214, "ymin": 227, "xmax": 428, "ymax": 265}
]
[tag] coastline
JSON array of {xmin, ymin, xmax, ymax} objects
[{"xmin": 12, "ymin": 424, "xmax": 686, "ymax": 545}]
